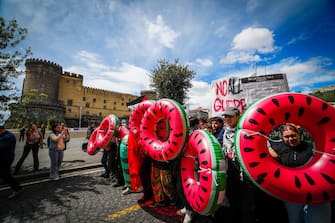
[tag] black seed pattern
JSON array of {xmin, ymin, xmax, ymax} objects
[
  {"xmin": 202, "ymin": 175, "xmax": 209, "ymax": 181},
  {"xmin": 285, "ymin": 112, "xmax": 290, "ymax": 121},
  {"xmin": 201, "ymin": 161, "xmax": 208, "ymax": 165},
  {"xmin": 298, "ymin": 107, "xmax": 305, "ymax": 117},
  {"xmin": 321, "ymin": 173, "xmax": 335, "ymax": 184},
  {"xmin": 244, "ymin": 147, "xmax": 255, "ymax": 152},
  {"xmin": 318, "ymin": 117, "xmax": 330, "ymax": 125},
  {"xmin": 330, "ymin": 138, "xmax": 335, "ymax": 143},
  {"xmin": 329, "ymin": 159, "xmax": 335, "ymax": 164},
  {"xmin": 288, "ymin": 95, "xmax": 294, "ymax": 104},
  {"xmin": 186, "ymin": 183, "xmax": 191, "ymax": 188},
  {"xmin": 249, "ymin": 119, "xmax": 259, "ymax": 125},
  {"xmin": 269, "ymin": 118, "xmax": 275, "ymax": 126},
  {"xmin": 259, "ymin": 153, "xmax": 267, "ymax": 158},
  {"xmin": 304, "ymin": 173, "xmax": 315, "ymax": 185},
  {"xmin": 274, "ymin": 168, "xmax": 280, "ymax": 178},
  {"xmin": 149, "ymin": 140, "xmax": 153, "ymax": 144},
  {"xmin": 169, "ymin": 148, "xmax": 173, "ymax": 153},
  {"xmin": 194, "ymin": 132, "xmax": 200, "ymax": 139},
  {"xmin": 256, "ymin": 172, "xmax": 267, "ymax": 184},
  {"xmin": 199, "ymin": 196, "xmax": 204, "ymax": 203},
  {"xmin": 197, "ymin": 139, "xmax": 203, "ymax": 145},
  {"xmin": 200, "ymin": 149, "xmax": 206, "ymax": 154},
  {"xmin": 306, "ymin": 97, "xmax": 312, "ymax": 105},
  {"xmin": 249, "ymin": 162, "xmax": 259, "ymax": 167},
  {"xmin": 322, "ymin": 103, "xmax": 328, "ymax": 111},
  {"xmin": 272, "ymin": 98, "xmax": 280, "ymax": 107},
  {"xmin": 257, "ymin": 108, "xmax": 266, "ymax": 115},
  {"xmin": 323, "ymin": 190, "xmax": 330, "ymax": 200},
  {"xmin": 200, "ymin": 185, "xmax": 207, "ymax": 192},
  {"xmin": 295, "ymin": 176, "xmax": 301, "ymax": 188},
  {"xmin": 182, "ymin": 167, "xmax": 186, "ymax": 171},
  {"xmin": 306, "ymin": 192, "xmax": 313, "ymax": 203}
]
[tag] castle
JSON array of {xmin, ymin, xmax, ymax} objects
[{"xmin": 20, "ymin": 58, "xmax": 142, "ymax": 127}]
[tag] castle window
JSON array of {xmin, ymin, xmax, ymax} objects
[
  {"xmin": 83, "ymin": 97, "xmax": 86, "ymax": 101},
  {"xmin": 85, "ymin": 102, "xmax": 90, "ymax": 108},
  {"xmin": 99, "ymin": 112, "xmax": 102, "ymax": 116},
  {"xmin": 113, "ymin": 107, "xmax": 116, "ymax": 110},
  {"xmin": 68, "ymin": 108, "xmax": 72, "ymax": 112},
  {"xmin": 114, "ymin": 102, "xmax": 116, "ymax": 105},
  {"xmin": 122, "ymin": 103, "xmax": 124, "ymax": 106},
  {"xmin": 67, "ymin": 99, "xmax": 73, "ymax": 106},
  {"xmin": 104, "ymin": 100, "xmax": 107, "ymax": 103},
  {"xmin": 93, "ymin": 98, "xmax": 96, "ymax": 102},
  {"xmin": 103, "ymin": 105, "xmax": 106, "ymax": 109}
]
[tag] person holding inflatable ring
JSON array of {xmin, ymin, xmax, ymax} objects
[
  {"xmin": 269, "ymin": 123, "xmax": 331, "ymax": 223},
  {"xmin": 214, "ymin": 107, "xmax": 258, "ymax": 223}
]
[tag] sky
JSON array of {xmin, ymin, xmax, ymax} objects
[{"xmin": 2, "ymin": 0, "xmax": 335, "ymax": 110}]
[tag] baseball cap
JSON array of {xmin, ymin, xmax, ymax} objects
[{"xmin": 222, "ymin": 107, "xmax": 240, "ymax": 116}]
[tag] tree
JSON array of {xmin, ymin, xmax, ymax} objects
[
  {"xmin": 0, "ymin": 17, "xmax": 32, "ymax": 120},
  {"xmin": 149, "ymin": 59, "xmax": 195, "ymax": 105}
]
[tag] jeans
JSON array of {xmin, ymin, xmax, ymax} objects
[
  {"xmin": 49, "ymin": 149, "xmax": 64, "ymax": 178},
  {"xmin": 285, "ymin": 201, "xmax": 331, "ymax": 223},
  {"xmin": 15, "ymin": 143, "xmax": 40, "ymax": 173}
]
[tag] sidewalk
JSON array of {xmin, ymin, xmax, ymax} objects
[{"xmin": 11, "ymin": 137, "xmax": 102, "ymax": 178}]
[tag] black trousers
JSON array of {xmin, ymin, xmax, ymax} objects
[
  {"xmin": 0, "ymin": 163, "xmax": 21, "ymax": 191},
  {"xmin": 15, "ymin": 143, "xmax": 40, "ymax": 173}
]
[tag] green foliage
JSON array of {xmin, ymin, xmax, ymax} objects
[
  {"xmin": 149, "ymin": 59, "xmax": 195, "ymax": 105},
  {"xmin": 310, "ymin": 90, "xmax": 335, "ymax": 102},
  {"xmin": 0, "ymin": 16, "xmax": 32, "ymax": 120}
]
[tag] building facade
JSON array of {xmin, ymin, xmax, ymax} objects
[{"xmin": 21, "ymin": 58, "xmax": 139, "ymax": 127}]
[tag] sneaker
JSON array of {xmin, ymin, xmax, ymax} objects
[
  {"xmin": 176, "ymin": 207, "xmax": 186, "ymax": 216},
  {"xmin": 8, "ymin": 188, "xmax": 24, "ymax": 199},
  {"xmin": 122, "ymin": 187, "xmax": 132, "ymax": 195},
  {"xmin": 183, "ymin": 210, "xmax": 192, "ymax": 223}
]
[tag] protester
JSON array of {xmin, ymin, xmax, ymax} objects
[
  {"xmin": 14, "ymin": 123, "xmax": 44, "ymax": 174},
  {"xmin": 214, "ymin": 107, "xmax": 258, "ymax": 223},
  {"xmin": 19, "ymin": 126, "xmax": 26, "ymax": 142},
  {"xmin": 0, "ymin": 125, "xmax": 23, "ymax": 199},
  {"xmin": 210, "ymin": 116, "xmax": 225, "ymax": 145},
  {"xmin": 269, "ymin": 123, "xmax": 331, "ymax": 223},
  {"xmin": 48, "ymin": 123, "xmax": 66, "ymax": 180},
  {"xmin": 100, "ymin": 142, "xmax": 115, "ymax": 179}
]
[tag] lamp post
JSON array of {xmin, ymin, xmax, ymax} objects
[{"xmin": 79, "ymin": 106, "xmax": 82, "ymax": 128}]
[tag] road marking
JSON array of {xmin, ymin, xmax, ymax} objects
[{"xmin": 105, "ymin": 204, "xmax": 141, "ymax": 221}]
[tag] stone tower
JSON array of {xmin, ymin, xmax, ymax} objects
[
  {"xmin": 23, "ymin": 58, "xmax": 63, "ymax": 104},
  {"xmin": 20, "ymin": 58, "xmax": 65, "ymax": 125}
]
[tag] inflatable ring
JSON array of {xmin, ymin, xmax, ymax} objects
[
  {"xmin": 181, "ymin": 130, "xmax": 227, "ymax": 215},
  {"xmin": 118, "ymin": 125, "xmax": 129, "ymax": 141},
  {"xmin": 95, "ymin": 114, "xmax": 120, "ymax": 148},
  {"xmin": 129, "ymin": 100, "xmax": 155, "ymax": 138},
  {"xmin": 140, "ymin": 99, "xmax": 189, "ymax": 161},
  {"xmin": 120, "ymin": 135, "xmax": 131, "ymax": 189},
  {"xmin": 235, "ymin": 92, "xmax": 335, "ymax": 204},
  {"xmin": 87, "ymin": 128, "xmax": 100, "ymax": 155}
]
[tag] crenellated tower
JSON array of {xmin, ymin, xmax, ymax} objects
[{"xmin": 23, "ymin": 58, "xmax": 63, "ymax": 104}]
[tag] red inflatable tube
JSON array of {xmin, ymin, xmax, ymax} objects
[
  {"xmin": 95, "ymin": 114, "xmax": 120, "ymax": 149},
  {"xmin": 140, "ymin": 99, "xmax": 189, "ymax": 161},
  {"xmin": 181, "ymin": 130, "xmax": 227, "ymax": 215},
  {"xmin": 129, "ymin": 100, "xmax": 155, "ymax": 138},
  {"xmin": 236, "ymin": 92, "xmax": 335, "ymax": 204},
  {"xmin": 118, "ymin": 125, "xmax": 129, "ymax": 141},
  {"xmin": 87, "ymin": 128, "xmax": 100, "ymax": 155}
]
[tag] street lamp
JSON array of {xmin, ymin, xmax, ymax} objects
[{"xmin": 79, "ymin": 106, "xmax": 82, "ymax": 128}]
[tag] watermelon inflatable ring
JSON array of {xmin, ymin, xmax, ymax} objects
[
  {"xmin": 181, "ymin": 130, "xmax": 227, "ymax": 215},
  {"xmin": 140, "ymin": 99, "xmax": 189, "ymax": 161},
  {"xmin": 235, "ymin": 92, "xmax": 335, "ymax": 204},
  {"xmin": 87, "ymin": 128, "xmax": 100, "ymax": 155},
  {"xmin": 129, "ymin": 100, "xmax": 155, "ymax": 138},
  {"xmin": 95, "ymin": 114, "xmax": 120, "ymax": 148}
]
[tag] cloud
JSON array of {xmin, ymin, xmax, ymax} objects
[
  {"xmin": 220, "ymin": 27, "xmax": 277, "ymax": 64},
  {"xmin": 187, "ymin": 80, "xmax": 212, "ymax": 109},
  {"xmin": 145, "ymin": 15, "xmax": 180, "ymax": 49},
  {"xmin": 65, "ymin": 50, "xmax": 150, "ymax": 96},
  {"xmin": 195, "ymin": 58, "xmax": 213, "ymax": 67}
]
